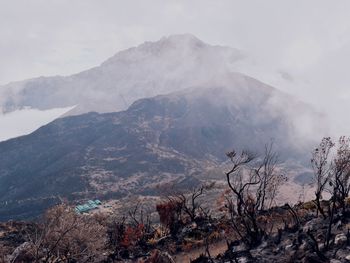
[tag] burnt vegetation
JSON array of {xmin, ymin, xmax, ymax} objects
[{"xmin": 3, "ymin": 138, "xmax": 350, "ymax": 262}]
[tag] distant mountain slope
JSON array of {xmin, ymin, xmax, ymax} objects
[
  {"xmin": 0, "ymin": 34, "xmax": 327, "ymax": 143},
  {"xmin": 0, "ymin": 34, "xmax": 244, "ymax": 115},
  {"xmin": 0, "ymin": 80, "xmax": 323, "ymax": 220}
]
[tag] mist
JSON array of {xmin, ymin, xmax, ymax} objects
[
  {"xmin": 0, "ymin": 106, "xmax": 73, "ymax": 141},
  {"xmin": 1, "ymin": 0, "xmax": 350, "ymax": 138}
]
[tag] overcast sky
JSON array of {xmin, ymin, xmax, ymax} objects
[
  {"xmin": 2, "ymin": 0, "xmax": 350, "ymax": 139},
  {"xmin": 1, "ymin": 0, "xmax": 350, "ymax": 84}
]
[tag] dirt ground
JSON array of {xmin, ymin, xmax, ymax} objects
[{"xmin": 172, "ymin": 240, "xmax": 227, "ymax": 263}]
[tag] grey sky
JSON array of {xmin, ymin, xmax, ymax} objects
[{"xmin": 1, "ymin": 0, "xmax": 349, "ymax": 84}]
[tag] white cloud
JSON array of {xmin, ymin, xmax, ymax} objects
[
  {"xmin": 0, "ymin": 106, "xmax": 73, "ymax": 141},
  {"xmin": 2, "ymin": 0, "xmax": 350, "ymax": 136}
]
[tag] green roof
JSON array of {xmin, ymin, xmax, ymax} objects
[{"xmin": 75, "ymin": 200, "xmax": 102, "ymax": 213}]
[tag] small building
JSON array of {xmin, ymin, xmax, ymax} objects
[{"xmin": 75, "ymin": 199, "xmax": 102, "ymax": 214}]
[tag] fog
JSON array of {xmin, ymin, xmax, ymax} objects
[
  {"xmin": 0, "ymin": 107, "xmax": 73, "ymax": 141},
  {"xmin": 1, "ymin": 0, "xmax": 350, "ymax": 139}
]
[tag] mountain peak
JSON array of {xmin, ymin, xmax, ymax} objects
[
  {"xmin": 101, "ymin": 33, "xmax": 239, "ymax": 71},
  {"xmin": 0, "ymin": 34, "xmax": 250, "ymax": 117},
  {"xmin": 158, "ymin": 34, "xmax": 205, "ymax": 48},
  {"xmin": 102, "ymin": 34, "xmax": 208, "ymax": 65}
]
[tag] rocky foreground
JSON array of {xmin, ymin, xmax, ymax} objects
[{"xmin": 0, "ymin": 199, "xmax": 350, "ymax": 263}]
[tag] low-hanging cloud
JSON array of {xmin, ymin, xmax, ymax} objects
[{"xmin": 1, "ymin": 0, "xmax": 350, "ymax": 137}]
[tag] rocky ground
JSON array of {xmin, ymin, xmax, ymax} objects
[{"xmin": 1, "ymin": 199, "xmax": 350, "ymax": 262}]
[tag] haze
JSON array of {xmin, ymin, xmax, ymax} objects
[{"xmin": 1, "ymin": 0, "xmax": 350, "ymax": 140}]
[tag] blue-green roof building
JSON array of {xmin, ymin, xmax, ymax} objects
[{"xmin": 75, "ymin": 199, "xmax": 102, "ymax": 214}]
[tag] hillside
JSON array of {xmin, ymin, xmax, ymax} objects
[
  {"xmin": 0, "ymin": 80, "xmax": 321, "ymax": 220},
  {"xmin": 0, "ymin": 34, "xmax": 243, "ymax": 115}
]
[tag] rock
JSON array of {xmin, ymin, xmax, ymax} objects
[
  {"xmin": 232, "ymin": 244, "xmax": 248, "ymax": 252},
  {"xmin": 237, "ymin": 257, "xmax": 249, "ymax": 263},
  {"xmin": 302, "ymin": 218, "xmax": 324, "ymax": 232},
  {"xmin": 335, "ymin": 233, "xmax": 347, "ymax": 246},
  {"xmin": 180, "ymin": 225, "xmax": 191, "ymax": 235},
  {"xmin": 259, "ymin": 241, "xmax": 269, "ymax": 249},
  {"xmin": 318, "ymin": 243, "xmax": 325, "ymax": 251},
  {"xmin": 330, "ymin": 260, "xmax": 342, "ymax": 263},
  {"xmin": 335, "ymin": 249, "xmax": 350, "ymax": 261},
  {"xmin": 345, "ymin": 255, "xmax": 350, "ymax": 262},
  {"xmin": 285, "ymin": 244, "xmax": 295, "ymax": 251}
]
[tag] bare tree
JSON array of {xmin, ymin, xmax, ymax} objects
[
  {"xmin": 311, "ymin": 137, "xmax": 350, "ymax": 250},
  {"xmin": 323, "ymin": 137, "xmax": 350, "ymax": 249},
  {"xmin": 225, "ymin": 149, "xmax": 266, "ymax": 247},
  {"xmin": 330, "ymin": 136, "xmax": 350, "ymax": 213},
  {"xmin": 225, "ymin": 149, "xmax": 257, "ymax": 217},
  {"xmin": 176, "ymin": 183, "xmax": 214, "ymax": 224},
  {"xmin": 255, "ymin": 142, "xmax": 287, "ymax": 210},
  {"xmin": 311, "ymin": 137, "xmax": 334, "ymax": 218},
  {"xmin": 225, "ymin": 143, "xmax": 286, "ymax": 247},
  {"xmin": 156, "ymin": 183, "xmax": 214, "ymax": 238},
  {"xmin": 26, "ymin": 204, "xmax": 106, "ymax": 262}
]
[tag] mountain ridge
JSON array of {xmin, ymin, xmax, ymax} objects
[
  {"xmin": 0, "ymin": 34, "xmax": 249, "ymax": 115},
  {"xmin": 0, "ymin": 84, "xmax": 320, "ymax": 220}
]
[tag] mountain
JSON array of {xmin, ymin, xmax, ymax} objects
[
  {"xmin": 0, "ymin": 34, "xmax": 327, "ymax": 143},
  {"xmin": 0, "ymin": 34, "xmax": 326, "ymax": 220},
  {"xmin": 0, "ymin": 34, "xmax": 244, "ymax": 116},
  {"xmin": 0, "ymin": 79, "xmax": 322, "ymax": 220}
]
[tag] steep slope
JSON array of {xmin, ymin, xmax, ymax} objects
[
  {"xmin": 0, "ymin": 80, "xmax": 322, "ymax": 220},
  {"xmin": 0, "ymin": 34, "xmax": 243, "ymax": 115}
]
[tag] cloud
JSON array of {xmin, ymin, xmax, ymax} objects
[
  {"xmin": 2, "ymin": 0, "xmax": 350, "ymax": 136},
  {"xmin": 0, "ymin": 1, "xmax": 349, "ymax": 83},
  {"xmin": 0, "ymin": 106, "xmax": 74, "ymax": 141}
]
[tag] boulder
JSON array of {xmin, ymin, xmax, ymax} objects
[{"xmin": 335, "ymin": 233, "xmax": 347, "ymax": 246}]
